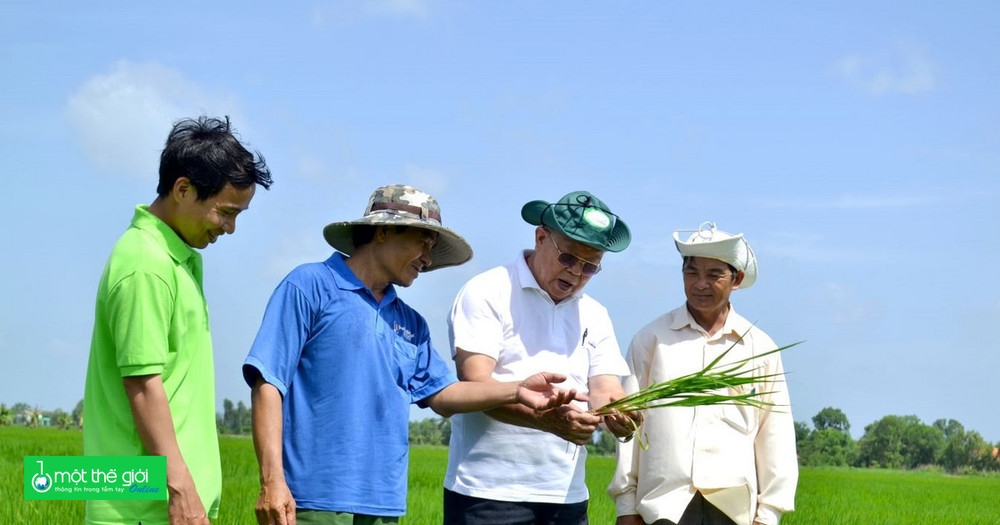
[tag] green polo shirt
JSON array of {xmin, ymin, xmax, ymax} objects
[{"xmin": 83, "ymin": 205, "xmax": 221, "ymax": 525}]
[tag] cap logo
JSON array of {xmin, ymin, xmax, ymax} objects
[{"xmin": 583, "ymin": 208, "xmax": 611, "ymax": 230}]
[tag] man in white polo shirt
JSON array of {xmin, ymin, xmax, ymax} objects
[{"xmin": 444, "ymin": 190, "xmax": 643, "ymax": 525}]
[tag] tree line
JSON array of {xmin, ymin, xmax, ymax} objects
[
  {"xmin": 797, "ymin": 407, "xmax": 1000, "ymax": 474},
  {"xmin": 9, "ymin": 399, "xmax": 1000, "ymax": 474},
  {"xmin": 0, "ymin": 401, "xmax": 83, "ymax": 429}
]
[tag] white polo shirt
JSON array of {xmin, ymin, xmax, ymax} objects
[{"xmin": 444, "ymin": 251, "xmax": 629, "ymax": 503}]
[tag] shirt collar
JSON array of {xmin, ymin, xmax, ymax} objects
[
  {"xmin": 514, "ymin": 249, "xmax": 582, "ymax": 304},
  {"xmin": 671, "ymin": 303, "xmax": 752, "ymax": 340},
  {"xmin": 324, "ymin": 252, "xmax": 398, "ymax": 304},
  {"xmin": 131, "ymin": 205, "xmax": 201, "ymax": 270}
]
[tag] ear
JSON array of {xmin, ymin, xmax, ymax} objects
[
  {"xmin": 534, "ymin": 226, "xmax": 548, "ymax": 249},
  {"xmin": 171, "ymin": 177, "xmax": 197, "ymax": 203},
  {"xmin": 731, "ymin": 270, "xmax": 745, "ymax": 290},
  {"xmin": 374, "ymin": 225, "xmax": 390, "ymax": 243}
]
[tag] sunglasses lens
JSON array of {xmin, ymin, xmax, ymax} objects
[{"xmin": 557, "ymin": 253, "xmax": 600, "ymax": 276}]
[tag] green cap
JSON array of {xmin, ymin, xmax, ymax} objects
[{"xmin": 521, "ymin": 190, "xmax": 631, "ymax": 252}]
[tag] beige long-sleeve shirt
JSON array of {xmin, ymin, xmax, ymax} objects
[{"xmin": 607, "ymin": 305, "xmax": 798, "ymax": 525}]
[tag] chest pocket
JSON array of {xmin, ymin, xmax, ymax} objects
[
  {"xmin": 391, "ymin": 337, "xmax": 422, "ymax": 393},
  {"xmin": 720, "ymin": 384, "xmax": 759, "ymax": 434}
]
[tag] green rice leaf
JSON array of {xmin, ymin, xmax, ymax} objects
[{"xmin": 592, "ymin": 335, "xmax": 801, "ymax": 417}]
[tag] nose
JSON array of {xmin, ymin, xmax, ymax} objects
[
  {"xmin": 419, "ymin": 250, "xmax": 432, "ymax": 270},
  {"xmin": 692, "ymin": 275, "xmax": 712, "ymax": 289},
  {"xmin": 222, "ymin": 217, "xmax": 236, "ymax": 235},
  {"xmin": 564, "ymin": 260, "xmax": 584, "ymax": 276}
]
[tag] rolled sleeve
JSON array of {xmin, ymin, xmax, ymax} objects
[
  {"xmin": 754, "ymin": 352, "xmax": 798, "ymax": 518},
  {"xmin": 755, "ymin": 504, "xmax": 782, "ymax": 525}
]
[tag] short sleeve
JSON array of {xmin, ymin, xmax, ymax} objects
[
  {"xmin": 242, "ymin": 281, "xmax": 314, "ymax": 395},
  {"xmin": 586, "ymin": 308, "xmax": 629, "ymax": 378},
  {"xmin": 107, "ymin": 271, "xmax": 173, "ymax": 377},
  {"xmin": 448, "ymin": 278, "xmax": 504, "ymax": 359},
  {"xmin": 409, "ymin": 326, "xmax": 459, "ymax": 406}
]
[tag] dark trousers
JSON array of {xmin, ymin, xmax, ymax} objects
[
  {"xmin": 443, "ymin": 488, "xmax": 588, "ymax": 525},
  {"xmin": 650, "ymin": 492, "xmax": 737, "ymax": 525}
]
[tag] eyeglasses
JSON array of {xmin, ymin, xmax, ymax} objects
[{"xmin": 548, "ymin": 236, "xmax": 602, "ymax": 276}]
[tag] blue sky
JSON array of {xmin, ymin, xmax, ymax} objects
[{"xmin": 2, "ymin": 2, "xmax": 998, "ymax": 441}]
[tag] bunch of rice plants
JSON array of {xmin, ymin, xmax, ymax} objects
[{"xmin": 592, "ymin": 334, "xmax": 800, "ymax": 448}]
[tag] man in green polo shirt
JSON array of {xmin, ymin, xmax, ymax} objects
[{"xmin": 83, "ymin": 116, "xmax": 273, "ymax": 525}]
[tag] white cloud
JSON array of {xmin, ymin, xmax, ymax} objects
[
  {"xmin": 760, "ymin": 192, "xmax": 940, "ymax": 210},
  {"xmin": 756, "ymin": 231, "xmax": 881, "ymax": 265},
  {"xmin": 362, "ymin": 0, "xmax": 428, "ymax": 19},
  {"xmin": 758, "ymin": 185, "xmax": 994, "ymax": 211},
  {"xmin": 265, "ymin": 231, "xmax": 332, "ymax": 280},
  {"xmin": 296, "ymin": 154, "xmax": 333, "ymax": 183},
  {"xmin": 817, "ymin": 282, "xmax": 884, "ymax": 326},
  {"xmin": 310, "ymin": 0, "xmax": 428, "ymax": 25},
  {"xmin": 65, "ymin": 60, "xmax": 241, "ymax": 178},
  {"xmin": 832, "ymin": 41, "xmax": 937, "ymax": 95},
  {"xmin": 402, "ymin": 164, "xmax": 449, "ymax": 195}
]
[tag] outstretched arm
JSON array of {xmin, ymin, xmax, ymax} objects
[
  {"xmin": 423, "ymin": 370, "xmax": 584, "ymax": 418},
  {"xmin": 438, "ymin": 349, "xmax": 603, "ymax": 446}
]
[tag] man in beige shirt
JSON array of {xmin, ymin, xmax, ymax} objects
[{"xmin": 608, "ymin": 223, "xmax": 797, "ymax": 525}]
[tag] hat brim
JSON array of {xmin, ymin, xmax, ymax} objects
[
  {"xmin": 323, "ymin": 217, "xmax": 473, "ymax": 272},
  {"xmin": 673, "ymin": 232, "xmax": 757, "ymax": 289},
  {"xmin": 521, "ymin": 200, "xmax": 631, "ymax": 253}
]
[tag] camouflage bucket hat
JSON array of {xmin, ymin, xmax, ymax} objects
[
  {"xmin": 323, "ymin": 184, "xmax": 473, "ymax": 271},
  {"xmin": 521, "ymin": 190, "xmax": 631, "ymax": 253}
]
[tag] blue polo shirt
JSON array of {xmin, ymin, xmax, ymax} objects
[{"xmin": 243, "ymin": 252, "xmax": 457, "ymax": 516}]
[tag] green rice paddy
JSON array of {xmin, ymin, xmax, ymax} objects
[{"xmin": 2, "ymin": 427, "xmax": 997, "ymax": 524}]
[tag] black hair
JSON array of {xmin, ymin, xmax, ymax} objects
[
  {"xmin": 156, "ymin": 116, "xmax": 273, "ymax": 200},
  {"xmin": 682, "ymin": 256, "xmax": 738, "ymax": 275}
]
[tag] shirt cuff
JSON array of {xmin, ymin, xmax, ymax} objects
[
  {"xmin": 614, "ymin": 492, "xmax": 638, "ymax": 517},
  {"xmin": 755, "ymin": 504, "xmax": 782, "ymax": 525},
  {"xmin": 119, "ymin": 364, "xmax": 164, "ymax": 377}
]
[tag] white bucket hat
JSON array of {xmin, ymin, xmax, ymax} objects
[
  {"xmin": 673, "ymin": 222, "xmax": 757, "ymax": 289},
  {"xmin": 322, "ymin": 184, "xmax": 473, "ymax": 271}
]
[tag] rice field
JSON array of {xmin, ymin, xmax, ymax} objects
[{"xmin": 2, "ymin": 426, "xmax": 998, "ymax": 524}]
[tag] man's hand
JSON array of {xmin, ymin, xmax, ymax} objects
[
  {"xmin": 602, "ymin": 407, "xmax": 645, "ymax": 440},
  {"xmin": 515, "ymin": 371, "xmax": 588, "ymax": 411},
  {"xmin": 616, "ymin": 514, "xmax": 644, "ymax": 525},
  {"xmin": 251, "ymin": 378, "xmax": 295, "ymax": 525},
  {"xmin": 255, "ymin": 478, "xmax": 296, "ymax": 525},
  {"xmin": 166, "ymin": 471, "xmax": 210, "ymax": 525},
  {"xmin": 536, "ymin": 403, "xmax": 602, "ymax": 445},
  {"xmin": 122, "ymin": 374, "xmax": 209, "ymax": 525}
]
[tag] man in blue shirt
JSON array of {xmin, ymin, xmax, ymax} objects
[{"xmin": 244, "ymin": 185, "xmax": 582, "ymax": 525}]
